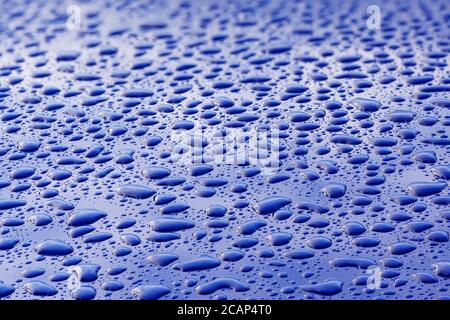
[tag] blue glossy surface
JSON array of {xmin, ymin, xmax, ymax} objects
[{"xmin": 0, "ymin": 0, "xmax": 449, "ymax": 300}]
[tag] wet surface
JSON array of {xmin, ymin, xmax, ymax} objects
[{"xmin": 0, "ymin": 0, "xmax": 449, "ymax": 300}]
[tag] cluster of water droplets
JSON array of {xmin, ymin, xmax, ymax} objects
[{"xmin": 0, "ymin": 0, "xmax": 449, "ymax": 299}]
